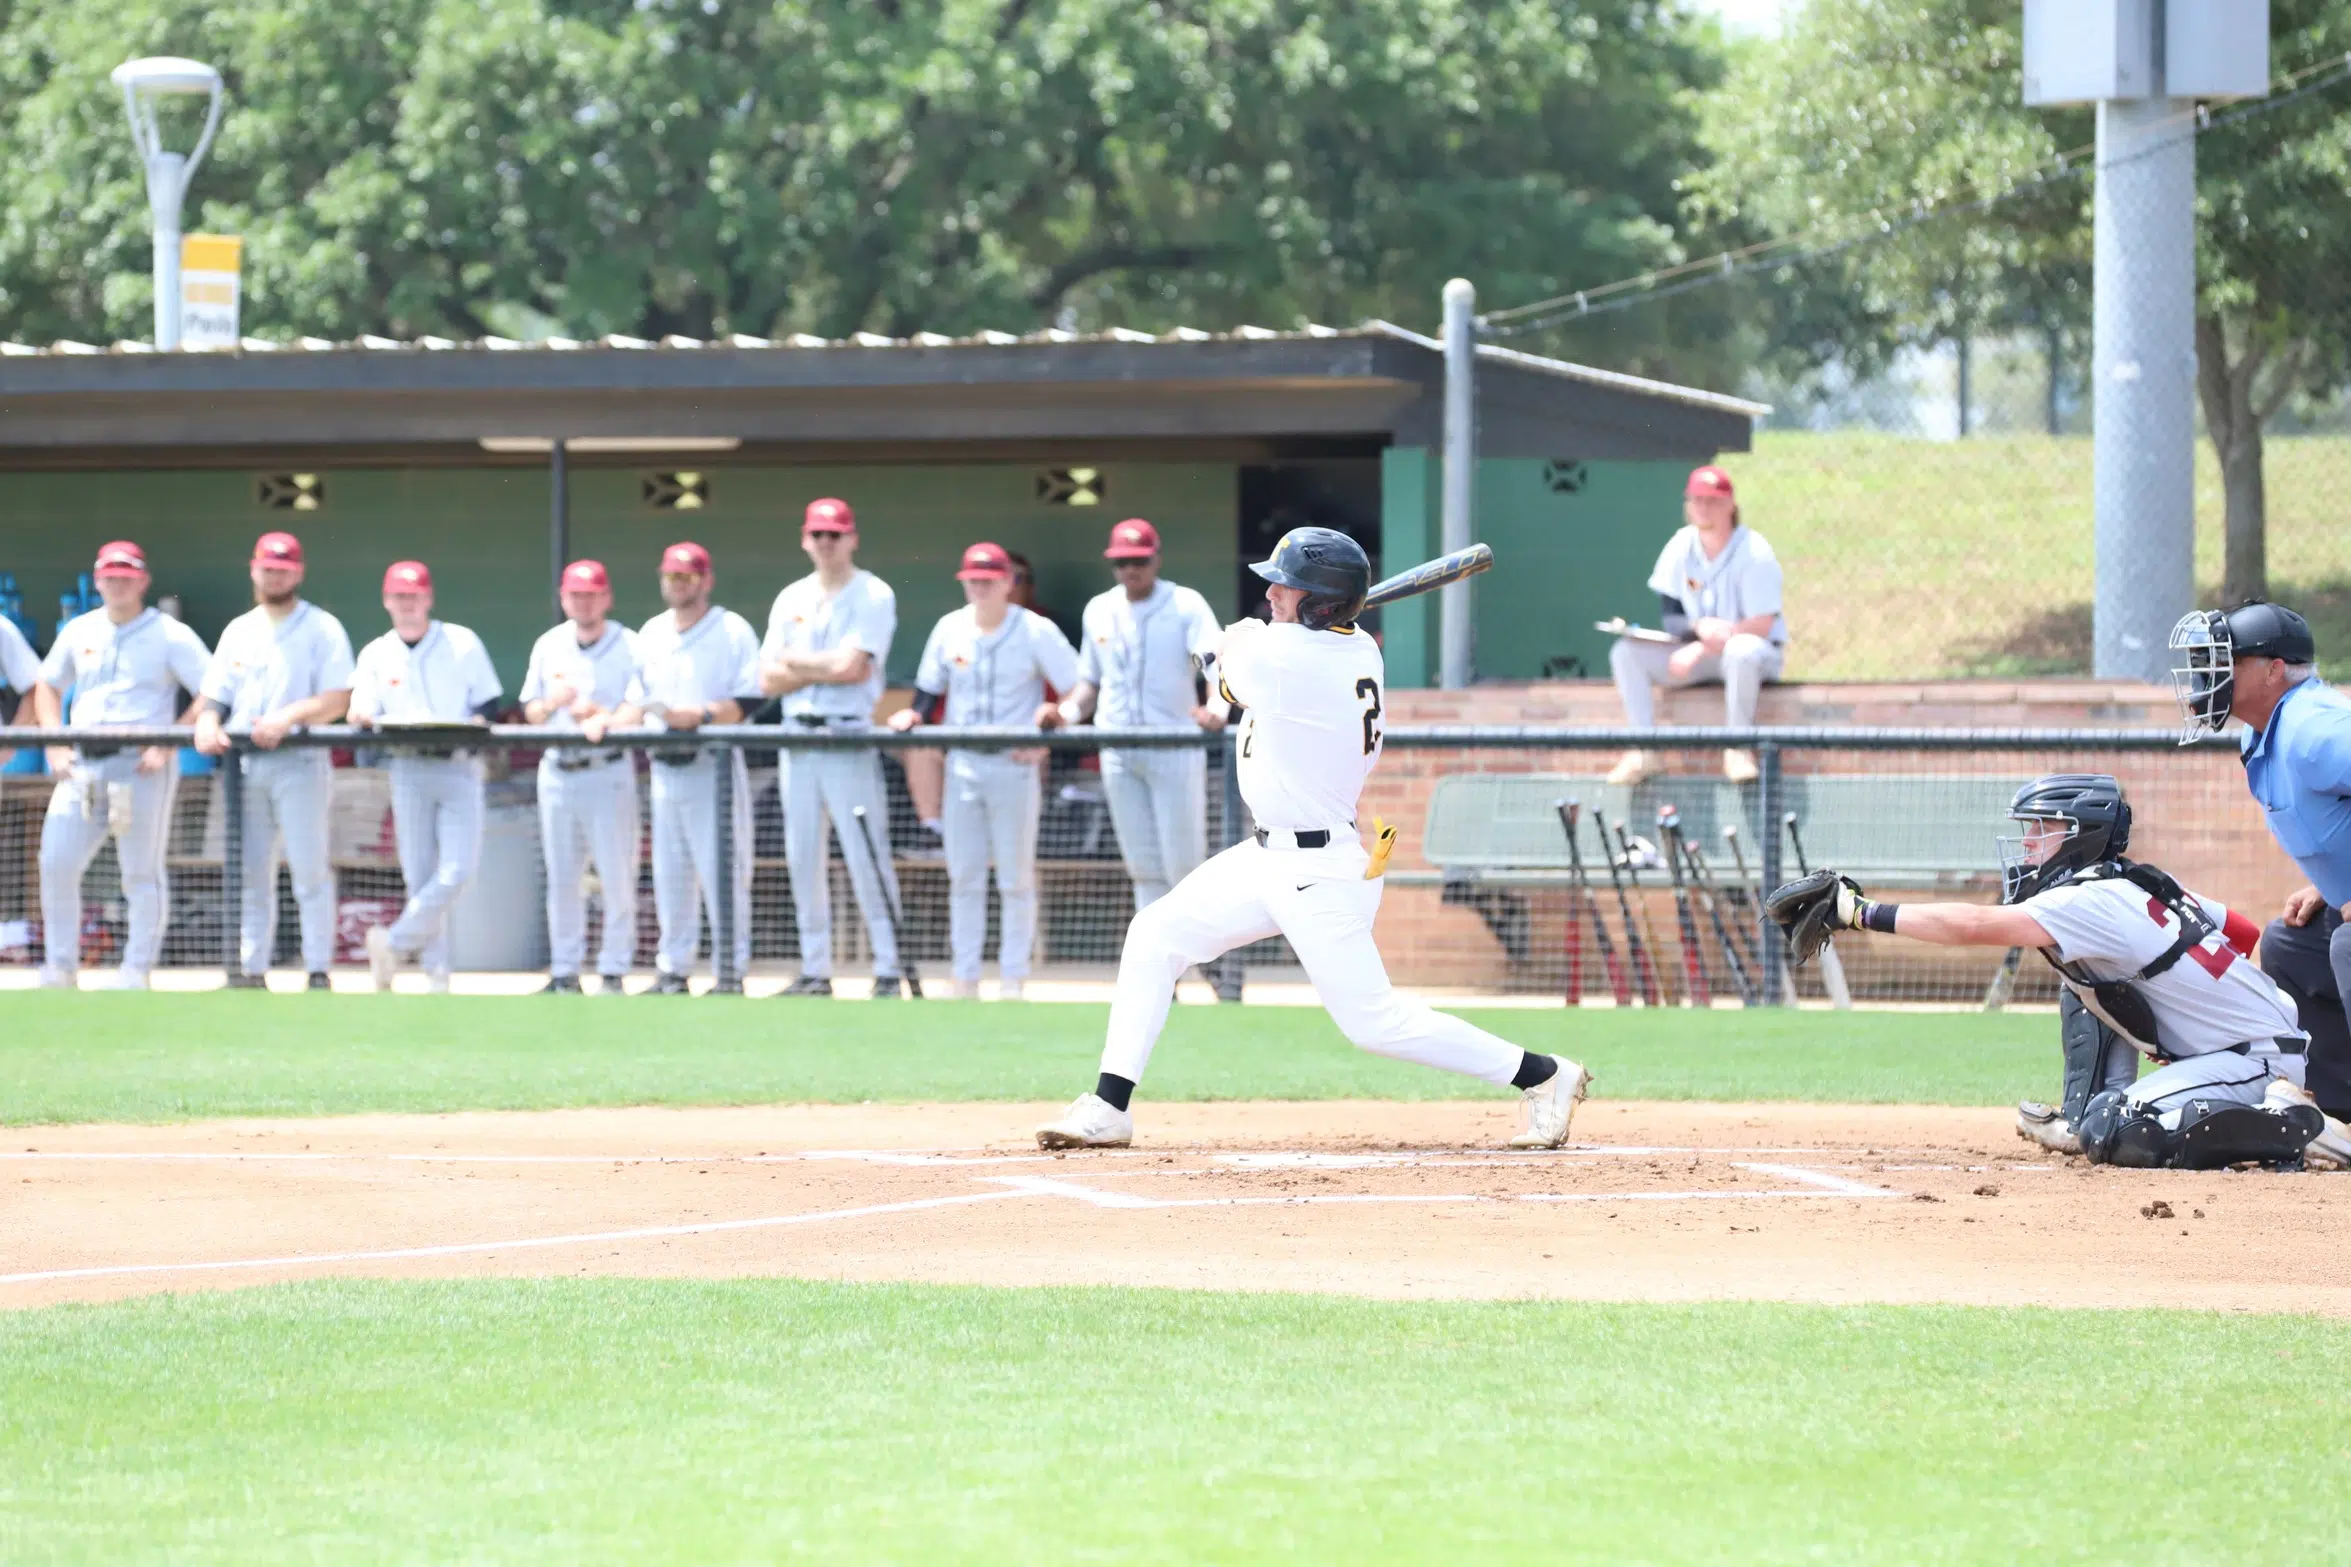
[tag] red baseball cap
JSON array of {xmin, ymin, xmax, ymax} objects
[
  {"xmin": 1104, "ymin": 518, "xmax": 1160, "ymax": 559},
  {"xmin": 93, "ymin": 540, "xmax": 148, "ymax": 578},
  {"xmin": 253, "ymin": 531, "xmax": 304, "ymax": 567},
  {"xmin": 561, "ymin": 559, "xmax": 611, "ymax": 594},
  {"xmin": 956, "ymin": 541, "xmax": 1013, "ymax": 580},
  {"xmin": 804, "ymin": 497, "xmax": 856, "ymax": 534},
  {"xmin": 1685, "ymin": 465, "xmax": 1735, "ymax": 499},
  {"xmin": 383, "ymin": 560, "xmax": 433, "ymax": 594},
  {"xmin": 661, "ymin": 541, "xmax": 712, "ymax": 577}
]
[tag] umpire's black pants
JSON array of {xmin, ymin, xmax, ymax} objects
[{"xmin": 2262, "ymin": 906, "xmax": 2351, "ymax": 1116}]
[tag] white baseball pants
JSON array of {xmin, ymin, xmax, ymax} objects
[
  {"xmin": 1610, "ymin": 632, "xmax": 1784, "ymax": 728},
  {"xmin": 539, "ymin": 755, "xmax": 641, "ymax": 979},
  {"xmin": 649, "ymin": 750, "xmax": 752, "ymax": 979},
  {"xmin": 944, "ymin": 753, "xmax": 1041, "ymax": 984},
  {"xmin": 1100, "ymin": 746, "xmax": 1208, "ymax": 910},
  {"xmin": 385, "ymin": 756, "xmax": 486, "ymax": 978},
  {"xmin": 783, "ymin": 745, "xmax": 901, "ymax": 980},
  {"xmin": 238, "ymin": 749, "xmax": 338, "ymax": 976},
  {"xmin": 40, "ymin": 751, "xmax": 178, "ymax": 980},
  {"xmin": 1100, "ymin": 834, "xmax": 1524, "ymax": 1087},
  {"xmin": 2127, "ymin": 1046, "xmax": 2306, "ymax": 1124}
]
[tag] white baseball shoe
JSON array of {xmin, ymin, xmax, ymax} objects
[
  {"xmin": 425, "ymin": 972, "xmax": 452, "ymax": 995},
  {"xmin": 1605, "ymin": 749, "xmax": 1658, "ymax": 787},
  {"xmin": 1508, "ymin": 1059, "xmax": 1591, "ymax": 1149},
  {"xmin": 101, "ymin": 969, "xmax": 151, "ymax": 992},
  {"xmin": 999, "ymin": 979, "xmax": 1025, "ymax": 1001},
  {"xmin": 953, "ymin": 980, "xmax": 982, "ymax": 1000},
  {"xmin": 1036, "ymin": 1093, "xmax": 1133, "ymax": 1149},
  {"xmin": 34, "ymin": 967, "xmax": 73, "ymax": 990},
  {"xmin": 2266, "ymin": 1079, "xmax": 2351, "ymax": 1170},
  {"xmin": 1722, "ymin": 748, "xmax": 1760, "ymax": 785},
  {"xmin": 2015, "ymin": 1100, "xmax": 2081, "ymax": 1155},
  {"xmin": 364, "ymin": 925, "xmax": 399, "ymax": 992}
]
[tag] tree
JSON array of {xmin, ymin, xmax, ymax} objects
[
  {"xmin": 0, "ymin": 0, "xmax": 1723, "ymax": 349},
  {"xmin": 1688, "ymin": 0, "xmax": 2351, "ymax": 599}
]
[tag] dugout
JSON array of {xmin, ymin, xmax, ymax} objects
[{"xmin": 0, "ymin": 324, "xmax": 1759, "ymax": 686}]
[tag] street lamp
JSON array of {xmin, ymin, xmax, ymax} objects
[{"xmin": 109, "ymin": 56, "xmax": 225, "ymax": 351}]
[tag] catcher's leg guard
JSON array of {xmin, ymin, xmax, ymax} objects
[
  {"xmin": 2172, "ymin": 1100, "xmax": 2324, "ymax": 1170},
  {"xmin": 2076, "ymin": 1089, "xmax": 2173, "ymax": 1168},
  {"xmin": 2058, "ymin": 989, "xmax": 2138, "ymax": 1123}
]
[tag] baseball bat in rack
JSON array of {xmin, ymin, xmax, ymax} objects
[
  {"xmin": 1781, "ymin": 810, "xmax": 1851, "ymax": 1009},
  {"xmin": 1556, "ymin": 798, "xmax": 1630, "ymax": 1006},
  {"xmin": 1591, "ymin": 805, "xmax": 1661, "ymax": 1007},
  {"xmin": 1656, "ymin": 805, "xmax": 1713, "ymax": 1008},
  {"xmin": 852, "ymin": 805, "xmax": 923, "ymax": 999}
]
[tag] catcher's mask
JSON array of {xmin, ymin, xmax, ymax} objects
[
  {"xmin": 1997, "ymin": 773, "xmax": 2131, "ymax": 905},
  {"xmin": 1250, "ymin": 527, "xmax": 1369, "ymax": 630},
  {"xmin": 2168, "ymin": 601, "xmax": 2315, "ymax": 743}
]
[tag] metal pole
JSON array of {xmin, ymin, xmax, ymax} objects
[
  {"xmin": 150, "ymin": 153, "xmax": 185, "ymax": 350},
  {"xmin": 1439, "ymin": 277, "xmax": 1476, "ymax": 690},
  {"xmin": 1755, "ymin": 742, "xmax": 1785, "ymax": 1006},
  {"xmin": 2092, "ymin": 91, "xmax": 2196, "ymax": 681},
  {"xmin": 713, "ymin": 747, "xmax": 739, "ymax": 994},
  {"xmin": 219, "ymin": 746, "xmax": 243, "ymax": 980},
  {"xmin": 549, "ymin": 438, "xmax": 569, "ymax": 618}
]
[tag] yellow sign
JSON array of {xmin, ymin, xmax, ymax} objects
[{"xmin": 179, "ymin": 233, "xmax": 242, "ymax": 350}]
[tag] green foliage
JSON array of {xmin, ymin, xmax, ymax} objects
[{"xmin": 0, "ymin": 0, "xmax": 1719, "ymax": 343}]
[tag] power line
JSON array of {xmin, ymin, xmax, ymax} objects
[{"xmin": 1479, "ymin": 51, "xmax": 2351, "ymax": 339}]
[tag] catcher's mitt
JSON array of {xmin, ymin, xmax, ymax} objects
[{"xmin": 1764, "ymin": 867, "xmax": 1867, "ymax": 969}]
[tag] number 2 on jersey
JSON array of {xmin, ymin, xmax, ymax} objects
[
  {"xmin": 2147, "ymin": 894, "xmax": 2235, "ymax": 979},
  {"xmin": 1355, "ymin": 677, "xmax": 1382, "ymax": 755}
]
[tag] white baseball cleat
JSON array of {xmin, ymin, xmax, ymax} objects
[
  {"xmin": 1605, "ymin": 749, "xmax": 1658, "ymax": 787},
  {"xmin": 1722, "ymin": 748, "xmax": 1760, "ymax": 785},
  {"xmin": 34, "ymin": 967, "xmax": 74, "ymax": 990},
  {"xmin": 1508, "ymin": 1059, "xmax": 1591, "ymax": 1149},
  {"xmin": 426, "ymin": 973, "xmax": 452, "ymax": 995},
  {"xmin": 2265, "ymin": 1079, "xmax": 2350, "ymax": 1170},
  {"xmin": 2014, "ymin": 1100, "xmax": 2080, "ymax": 1155},
  {"xmin": 1036, "ymin": 1093, "xmax": 1133, "ymax": 1149},
  {"xmin": 999, "ymin": 979, "xmax": 1025, "ymax": 1001},
  {"xmin": 364, "ymin": 925, "xmax": 398, "ymax": 992},
  {"xmin": 101, "ymin": 969, "xmax": 152, "ymax": 992},
  {"xmin": 953, "ymin": 980, "xmax": 982, "ymax": 1000}
]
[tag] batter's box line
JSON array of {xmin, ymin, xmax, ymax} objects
[{"xmin": 982, "ymin": 1164, "xmax": 1904, "ymax": 1209}]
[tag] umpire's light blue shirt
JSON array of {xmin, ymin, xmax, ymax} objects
[{"xmin": 2242, "ymin": 676, "xmax": 2351, "ymax": 908}]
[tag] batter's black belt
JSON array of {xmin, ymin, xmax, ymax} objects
[{"xmin": 1256, "ymin": 825, "xmax": 1350, "ymax": 849}]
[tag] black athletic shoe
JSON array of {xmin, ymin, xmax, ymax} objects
[
  {"xmin": 711, "ymin": 978, "xmax": 745, "ymax": 996},
  {"xmin": 539, "ymin": 975, "xmax": 583, "ymax": 995},
  {"xmin": 597, "ymin": 973, "xmax": 628, "ymax": 995},
  {"xmin": 307, "ymin": 972, "xmax": 331, "ymax": 992},
  {"xmin": 225, "ymin": 973, "xmax": 267, "ymax": 991},
  {"xmin": 780, "ymin": 975, "xmax": 834, "ymax": 998},
  {"xmin": 654, "ymin": 973, "xmax": 691, "ymax": 995},
  {"xmin": 869, "ymin": 975, "xmax": 906, "ymax": 998}
]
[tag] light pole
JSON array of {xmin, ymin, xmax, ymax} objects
[{"xmin": 109, "ymin": 56, "xmax": 225, "ymax": 351}]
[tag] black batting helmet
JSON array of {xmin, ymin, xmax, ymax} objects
[
  {"xmin": 1998, "ymin": 773, "xmax": 2132, "ymax": 905},
  {"xmin": 1250, "ymin": 527, "xmax": 1368, "ymax": 630},
  {"xmin": 2168, "ymin": 601, "xmax": 2316, "ymax": 740}
]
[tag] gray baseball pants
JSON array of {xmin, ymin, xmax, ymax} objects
[
  {"xmin": 386, "ymin": 756, "xmax": 485, "ymax": 978},
  {"xmin": 238, "ymin": 749, "xmax": 338, "ymax": 976},
  {"xmin": 783, "ymin": 743, "xmax": 901, "ymax": 979},
  {"xmin": 40, "ymin": 751, "xmax": 178, "ymax": 979},
  {"xmin": 1609, "ymin": 633, "xmax": 1783, "ymax": 728},
  {"xmin": 1099, "ymin": 746, "xmax": 1207, "ymax": 910},
  {"xmin": 944, "ymin": 753, "xmax": 1041, "ymax": 983},
  {"xmin": 649, "ymin": 749, "xmax": 752, "ymax": 979},
  {"xmin": 539, "ymin": 754, "xmax": 640, "ymax": 979}
]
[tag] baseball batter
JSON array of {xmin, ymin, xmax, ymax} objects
[
  {"xmin": 1769, "ymin": 773, "xmax": 2348, "ymax": 1169},
  {"xmin": 611, "ymin": 541, "xmax": 760, "ymax": 994},
  {"xmin": 1037, "ymin": 527, "xmax": 1591, "ymax": 1151},
  {"xmin": 31, "ymin": 541, "xmax": 210, "ymax": 989},
  {"xmin": 760, "ymin": 498, "xmax": 905, "ymax": 998},
  {"xmin": 889, "ymin": 541, "xmax": 1080, "ymax": 999},
  {"xmin": 522, "ymin": 559, "xmax": 643, "ymax": 994},
  {"xmin": 193, "ymin": 531, "xmax": 355, "ymax": 990},
  {"xmin": 353, "ymin": 561, "xmax": 504, "ymax": 992},
  {"xmin": 1060, "ymin": 518, "xmax": 1225, "ymax": 910}
]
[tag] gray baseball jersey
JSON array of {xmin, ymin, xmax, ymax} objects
[
  {"xmin": 41, "ymin": 606, "xmax": 210, "ymax": 729},
  {"xmin": 2, "ymin": 614, "xmax": 46, "ymax": 692},
  {"xmin": 1077, "ymin": 580, "xmax": 1220, "ymax": 727},
  {"xmin": 1645, "ymin": 525, "xmax": 1787, "ymax": 645},
  {"xmin": 200, "ymin": 600, "xmax": 357, "ymax": 725},
  {"xmin": 349, "ymin": 621, "xmax": 503, "ymax": 723},
  {"xmin": 915, "ymin": 605, "xmax": 1080, "ymax": 732},
  {"xmin": 763, "ymin": 570, "xmax": 895, "ymax": 720}
]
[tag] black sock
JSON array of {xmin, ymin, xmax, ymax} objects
[
  {"xmin": 1511, "ymin": 1052, "xmax": 1559, "ymax": 1091},
  {"xmin": 1095, "ymin": 1073, "xmax": 1136, "ymax": 1112}
]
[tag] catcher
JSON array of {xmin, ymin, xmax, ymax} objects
[{"xmin": 1767, "ymin": 773, "xmax": 2351, "ymax": 1170}]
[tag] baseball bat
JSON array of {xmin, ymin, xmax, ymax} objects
[
  {"xmin": 1682, "ymin": 832, "xmax": 1760, "ymax": 1007},
  {"xmin": 1982, "ymin": 946, "xmax": 2025, "ymax": 1011},
  {"xmin": 1782, "ymin": 811, "xmax": 1851, "ymax": 1009},
  {"xmin": 1722, "ymin": 822, "xmax": 1799, "ymax": 1005},
  {"xmin": 1612, "ymin": 819, "xmax": 1681, "ymax": 1005},
  {"xmin": 1591, "ymin": 806, "xmax": 1660, "ymax": 1007},
  {"xmin": 1657, "ymin": 806, "xmax": 1713, "ymax": 1007},
  {"xmin": 1557, "ymin": 798, "xmax": 1630, "ymax": 1007},
  {"xmin": 1360, "ymin": 544, "xmax": 1493, "ymax": 611},
  {"xmin": 851, "ymin": 805, "xmax": 923, "ymax": 999},
  {"xmin": 1557, "ymin": 807, "xmax": 1586, "ymax": 1005}
]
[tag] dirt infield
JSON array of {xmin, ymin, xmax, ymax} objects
[{"xmin": 6, "ymin": 1099, "xmax": 2350, "ymax": 1313}]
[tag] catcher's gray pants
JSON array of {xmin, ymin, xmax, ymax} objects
[
  {"xmin": 238, "ymin": 749, "xmax": 337, "ymax": 976},
  {"xmin": 1609, "ymin": 633, "xmax": 1783, "ymax": 728},
  {"xmin": 386, "ymin": 756, "xmax": 485, "ymax": 978},
  {"xmin": 944, "ymin": 753, "xmax": 1041, "ymax": 983},
  {"xmin": 1100, "ymin": 746, "xmax": 1207, "ymax": 910},
  {"xmin": 539, "ymin": 754, "xmax": 640, "ymax": 979},
  {"xmin": 2261, "ymin": 906, "xmax": 2351, "ymax": 1115},
  {"xmin": 2122, "ymin": 1041, "xmax": 2304, "ymax": 1123},
  {"xmin": 783, "ymin": 742, "xmax": 901, "ymax": 980},
  {"xmin": 40, "ymin": 751, "xmax": 177, "ymax": 979},
  {"xmin": 649, "ymin": 749, "xmax": 751, "ymax": 979}
]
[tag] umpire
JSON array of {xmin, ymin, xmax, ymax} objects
[{"xmin": 2171, "ymin": 601, "xmax": 2351, "ymax": 1123}]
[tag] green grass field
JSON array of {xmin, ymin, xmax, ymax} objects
[
  {"xmin": 0, "ymin": 993, "xmax": 2054, "ymax": 1124},
  {"xmin": 4, "ymin": 1280, "xmax": 2347, "ymax": 1563}
]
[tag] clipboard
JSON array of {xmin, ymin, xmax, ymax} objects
[{"xmin": 1595, "ymin": 618, "xmax": 1684, "ymax": 646}]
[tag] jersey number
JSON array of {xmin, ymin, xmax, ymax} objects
[
  {"xmin": 1355, "ymin": 678, "xmax": 1383, "ymax": 755},
  {"xmin": 2147, "ymin": 895, "xmax": 2236, "ymax": 980}
]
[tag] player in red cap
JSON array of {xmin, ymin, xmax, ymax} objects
[
  {"xmin": 352, "ymin": 561, "xmax": 504, "ymax": 993},
  {"xmin": 758, "ymin": 498, "xmax": 909, "ymax": 996},
  {"xmin": 1053, "ymin": 518, "xmax": 1225, "ymax": 914},
  {"xmin": 194, "ymin": 531, "xmax": 356, "ymax": 988},
  {"xmin": 890, "ymin": 541, "xmax": 1080, "ymax": 997},
  {"xmin": 519, "ymin": 559, "xmax": 644, "ymax": 993},
  {"xmin": 601, "ymin": 540, "xmax": 762, "ymax": 992},
  {"xmin": 30, "ymin": 541, "xmax": 211, "ymax": 989},
  {"xmin": 1604, "ymin": 463, "xmax": 1788, "ymax": 786}
]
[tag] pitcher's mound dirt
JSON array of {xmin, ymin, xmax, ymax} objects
[{"xmin": 7, "ymin": 1099, "xmax": 2348, "ymax": 1312}]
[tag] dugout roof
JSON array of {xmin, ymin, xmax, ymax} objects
[{"xmin": 0, "ymin": 321, "xmax": 1763, "ymax": 469}]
